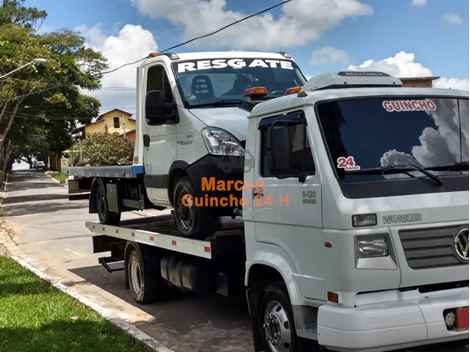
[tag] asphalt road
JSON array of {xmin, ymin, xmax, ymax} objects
[{"xmin": 0, "ymin": 170, "xmax": 467, "ymax": 352}]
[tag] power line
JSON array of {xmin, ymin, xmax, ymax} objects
[
  {"xmin": 101, "ymin": 57, "xmax": 147, "ymax": 75},
  {"xmin": 161, "ymin": 0, "xmax": 292, "ymax": 53},
  {"xmin": 102, "ymin": 0, "xmax": 293, "ymax": 74}
]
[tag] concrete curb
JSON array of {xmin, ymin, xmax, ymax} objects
[
  {"xmin": 10, "ymin": 255, "xmax": 175, "ymax": 352},
  {"xmin": 1, "ymin": 171, "xmax": 9, "ymax": 205},
  {"xmin": 45, "ymin": 171, "xmax": 67, "ymax": 187}
]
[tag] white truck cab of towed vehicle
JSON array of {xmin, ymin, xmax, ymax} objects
[
  {"xmin": 136, "ymin": 51, "xmax": 306, "ymax": 237},
  {"xmin": 243, "ymin": 71, "xmax": 469, "ymax": 351}
]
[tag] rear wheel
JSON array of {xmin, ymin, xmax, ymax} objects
[
  {"xmin": 173, "ymin": 176, "xmax": 215, "ymax": 239},
  {"xmin": 125, "ymin": 243, "xmax": 170, "ymax": 304},
  {"xmin": 95, "ymin": 180, "xmax": 120, "ymax": 225}
]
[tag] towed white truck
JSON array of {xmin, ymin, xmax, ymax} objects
[
  {"xmin": 78, "ymin": 71, "xmax": 469, "ymax": 351},
  {"xmin": 66, "ymin": 51, "xmax": 306, "ymax": 238}
]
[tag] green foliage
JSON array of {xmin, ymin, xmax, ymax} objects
[
  {"xmin": 0, "ymin": 0, "xmax": 108, "ymax": 170},
  {"xmin": 0, "ymin": 0, "xmax": 46, "ymax": 30},
  {"xmin": 71, "ymin": 133, "xmax": 134, "ymax": 166},
  {"xmin": 50, "ymin": 171, "xmax": 67, "ymax": 183},
  {"xmin": 0, "ymin": 257, "xmax": 153, "ymax": 352}
]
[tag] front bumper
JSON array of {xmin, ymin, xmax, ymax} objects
[{"xmin": 317, "ymin": 287, "xmax": 468, "ymax": 351}]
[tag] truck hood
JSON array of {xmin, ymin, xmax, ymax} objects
[{"xmin": 188, "ymin": 107, "xmax": 249, "ymax": 142}]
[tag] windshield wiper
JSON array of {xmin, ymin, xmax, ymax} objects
[
  {"xmin": 190, "ymin": 99, "xmax": 248, "ymax": 108},
  {"xmin": 424, "ymin": 161, "xmax": 469, "ymax": 172},
  {"xmin": 347, "ymin": 164, "xmax": 444, "ymax": 186}
]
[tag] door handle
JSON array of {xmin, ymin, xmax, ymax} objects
[
  {"xmin": 253, "ymin": 190, "xmax": 264, "ymax": 198},
  {"xmin": 143, "ymin": 134, "xmax": 150, "ymax": 147}
]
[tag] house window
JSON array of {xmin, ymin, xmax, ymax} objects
[
  {"xmin": 260, "ymin": 111, "xmax": 315, "ymax": 178},
  {"xmin": 113, "ymin": 117, "xmax": 120, "ymax": 128}
]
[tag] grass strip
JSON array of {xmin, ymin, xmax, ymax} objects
[
  {"xmin": 50, "ymin": 171, "xmax": 67, "ymax": 183},
  {"xmin": 0, "ymin": 256, "xmax": 153, "ymax": 352}
]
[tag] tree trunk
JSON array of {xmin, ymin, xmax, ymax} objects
[
  {"xmin": 2, "ymin": 141, "xmax": 12, "ymax": 178},
  {"xmin": 0, "ymin": 95, "xmax": 26, "ymax": 152},
  {"xmin": 0, "ymin": 100, "xmax": 10, "ymax": 126}
]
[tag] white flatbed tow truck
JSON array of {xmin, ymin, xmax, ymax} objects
[{"xmin": 83, "ymin": 71, "xmax": 469, "ymax": 352}]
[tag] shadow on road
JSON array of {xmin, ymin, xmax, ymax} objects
[
  {"xmin": 7, "ymin": 182, "xmax": 62, "ymax": 191},
  {"xmin": 3, "ymin": 194, "xmax": 69, "ymax": 204},
  {"xmin": 5, "ymin": 170, "xmax": 62, "ymax": 191},
  {"xmin": 70, "ymin": 264, "xmax": 252, "ymax": 336},
  {"xmin": 0, "ymin": 202, "xmax": 87, "ymax": 217}
]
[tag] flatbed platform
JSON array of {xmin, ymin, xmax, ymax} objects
[
  {"xmin": 65, "ymin": 164, "xmax": 144, "ymax": 179},
  {"xmin": 86, "ymin": 215, "xmax": 244, "ymax": 260}
]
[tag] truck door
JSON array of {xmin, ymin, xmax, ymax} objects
[
  {"xmin": 252, "ymin": 110, "xmax": 325, "ymax": 298},
  {"xmin": 143, "ymin": 64, "xmax": 178, "ymax": 205}
]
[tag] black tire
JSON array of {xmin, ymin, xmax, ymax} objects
[
  {"xmin": 257, "ymin": 282, "xmax": 320, "ymax": 352},
  {"xmin": 125, "ymin": 243, "xmax": 170, "ymax": 304},
  {"xmin": 173, "ymin": 176, "xmax": 215, "ymax": 239},
  {"xmin": 95, "ymin": 180, "xmax": 120, "ymax": 225}
]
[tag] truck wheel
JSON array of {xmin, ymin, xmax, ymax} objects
[
  {"xmin": 95, "ymin": 181, "xmax": 120, "ymax": 225},
  {"xmin": 125, "ymin": 244, "xmax": 169, "ymax": 304},
  {"xmin": 257, "ymin": 282, "xmax": 318, "ymax": 352},
  {"xmin": 173, "ymin": 177, "xmax": 215, "ymax": 238}
]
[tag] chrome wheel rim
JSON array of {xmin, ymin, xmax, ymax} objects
[
  {"xmin": 129, "ymin": 255, "xmax": 142, "ymax": 295},
  {"xmin": 97, "ymin": 187, "xmax": 106, "ymax": 223},
  {"xmin": 176, "ymin": 191, "xmax": 195, "ymax": 233},
  {"xmin": 263, "ymin": 300, "xmax": 292, "ymax": 352}
]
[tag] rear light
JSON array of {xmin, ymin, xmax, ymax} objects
[{"xmin": 148, "ymin": 51, "xmax": 161, "ymax": 57}]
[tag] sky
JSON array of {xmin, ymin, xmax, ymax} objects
[{"xmin": 25, "ymin": 0, "xmax": 469, "ymax": 116}]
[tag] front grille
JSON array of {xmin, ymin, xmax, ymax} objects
[{"xmin": 399, "ymin": 225, "xmax": 468, "ymax": 269}]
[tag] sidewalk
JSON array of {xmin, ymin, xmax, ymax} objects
[{"xmin": 0, "ymin": 170, "xmax": 252, "ymax": 352}]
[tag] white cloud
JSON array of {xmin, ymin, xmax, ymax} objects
[
  {"xmin": 347, "ymin": 51, "xmax": 468, "ymax": 91},
  {"xmin": 76, "ymin": 24, "xmax": 158, "ymax": 115},
  {"xmin": 434, "ymin": 77, "xmax": 469, "ymax": 90},
  {"xmin": 129, "ymin": 0, "xmax": 373, "ymax": 50},
  {"xmin": 347, "ymin": 51, "xmax": 433, "ymax": 77},
  {"xmin": 381, "ymin": 99, "xmax": 464, "ymax": 172},
  {"xmin": 310, "ymin": 46, "xmax": 349, "ymax": 66},
  {"xmin": 411, "ymin": 0, "xmax": 427, "ymax": 7},
  {"xmin": 442, "ymin": 12, "xmax": 462, "ymax": 25}
]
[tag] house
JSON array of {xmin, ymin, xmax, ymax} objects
[
  {"xmin": 84, "ymin": 108, "xmax": 136, "ymax": 140},
  {"xmin": 401, "ymin": 76, "xmax": 440, "ymax": 88}
]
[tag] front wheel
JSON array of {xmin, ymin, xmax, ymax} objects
[
  {"xmin": 257, "ymin": 282, "xmax": 319, "ymax": 352},
  {"xmin": 173, "ymin": 176, "xmax": 215, "ymax": 238}
]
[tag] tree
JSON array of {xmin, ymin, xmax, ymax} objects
[
  {"xmin": 0, "ymin": 0, "xmax": 107, "ymax": 174},
  {"xmin": 70, "ymin": 132, "xmax": 134, "ymax": 166}
]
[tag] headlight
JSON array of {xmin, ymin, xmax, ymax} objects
[
  {"xmin": 356, "ymin": 235, "xmax": 389, "ymax": 258},
  {"xmin": 201, "ymin": 127, "xmax": 244, "ymax": 156}
]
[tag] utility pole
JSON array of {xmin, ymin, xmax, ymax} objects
[{"xmin": 121, "ymin": 113, "xmax": 127, "ymax": 140}]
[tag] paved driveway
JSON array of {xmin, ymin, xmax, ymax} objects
[{"xmin": 0, "ymin": 170, "xmax": 466, "ymax": 352}]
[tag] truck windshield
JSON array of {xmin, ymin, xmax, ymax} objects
[
  {"xmin": 172, "ymin": 58, "xmax": 306, "ymax": 108},
  {"xmin": 317, "ymin": 96, "xmax": 469, "ymax": 198}
]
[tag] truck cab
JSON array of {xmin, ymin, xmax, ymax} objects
[
  {"xmin": 243, "ymin": 72, "xmax": 469, "ymax": 351},
  {"xmin": 136, "ymin": 51, "xmax": 305, "ymax": 237}
]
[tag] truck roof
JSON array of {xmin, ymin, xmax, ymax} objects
[
  {"xmin": 249, "ymin": 87, "xmax": 469, "ymax": 118},
  {"xmin": 142, "ymin": 51, "xmax": 294, "ymax": 65}
]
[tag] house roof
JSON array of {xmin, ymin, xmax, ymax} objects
[{"xmin": 95, "ymin": 108, "xmax": 133, "ymax": 122}]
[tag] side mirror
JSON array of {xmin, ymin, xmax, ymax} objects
[
  {"xmin": 145, "ymin": 90, "xmax": 177, "ymax": 124},
  {"xmin": 271, "ymin": 125, "xmax": 291, "ymax": 176}
]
